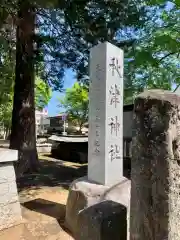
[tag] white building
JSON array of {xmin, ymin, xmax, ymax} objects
[{"xmin": 35, "ymin": 109, "xmax": 50, "ymax": 135}]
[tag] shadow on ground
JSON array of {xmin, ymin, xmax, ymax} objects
[
  {"xmin": 23, "ymin": 198, "xmax": 66, "ymax": 219},
  {"xmin": 22, "ymin": 198, "xmax": 73, "ymax": 237},
  {"xmin": 17, "ymin": 157, "xmax": 87, "ymax": 192}
]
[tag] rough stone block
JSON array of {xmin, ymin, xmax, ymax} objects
[
  {"xmin": 37, "ymin": 143, "xmax": 52, "ymax": 153},
  {"xmin": 130, "ymin": 89, "xmax": 180, "ymax": 240},
  {"xmin": 0, "ymin": 163, "xmax": 16, "ymax": 184},
  {"xmin": 76, "ymin": 200, "xmax": 127, "ymax": 240},
  {"xmin": 65, "ymin": 176, "xmax": 130, "ymax": 237},
  {"xmin": 0, "ymin": 148, "xmax": 21, "ymax": 231},
  {"xmin": 0, "ymin": 148, "xmax": 18, "ymax": 163},
  {"xmin": 0, "ymin": 181, "xmax": 19, "ymax": 205},
  {"xmin": 0, "ymin": 201, "xmax": 22, "ymax": 231}
]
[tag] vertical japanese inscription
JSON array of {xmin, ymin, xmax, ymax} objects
[
  {"xmin": 93, "ymin": 63, "xmax": 101, "ymax": 154},
  {"xmin": 94, "ymin": 116, "xmax": 100, "ymax": 154},
  {"xmin": 109, "ymin": 84, "xmax": 121, "ymax": 108},
  {"xmin": 94, "ymin": 65, "xmax": 101, "ymax": 153},
  {"xmin": 108, "ymin": 56, "xmax": 122, "ymax": 162},
  {"xmin": 109, "ymin": 144, "xmax": 121, "ymax": 161},
  {"xmin": 109, "ymin": 57, "xmax": 123, "ymax": 78},
  {"xmin": 108, "ymin": 116, "xmax": 120, "ymax": 136},
  {"xmin": 95, "ymin": 64, "xmax": 101, "ymax": 81}
]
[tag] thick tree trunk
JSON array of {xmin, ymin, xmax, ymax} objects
[{"xmin": 10, "ymin": 0, "xmax": 40, "ymax": 177}]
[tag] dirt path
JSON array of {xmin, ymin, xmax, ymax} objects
[{"xmin": 0, "ymin": 155, "xmax": 87, "ymax": 240}]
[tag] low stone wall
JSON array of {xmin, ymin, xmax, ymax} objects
[
  {"xmin": 37, "ymin": 143, "xmax": 52, "ymax": 153},
  {"xmin": 0, "ymin": 149, "xmax": 22, "ymax": 230},
  {"xmin": 51, "ymin": 141, "xmax": 88, "ymax": 163}
]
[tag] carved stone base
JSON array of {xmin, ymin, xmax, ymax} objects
[{"xmin": 65, "ymin": 176, "xmax": 130, "ymax": 238}]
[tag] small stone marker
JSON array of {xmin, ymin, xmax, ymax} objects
[
  {"xmin": 88, "ymin": 42, "xmax": 124, "ymax": 185},
  {"xmin": 77, "ymin": 200, "xmax": 127, "ymax": 240},
  {"xmin": 130, "ymin": 90, "xmax": 180, "ymax": 240},
  {"xmin": 0, "ymin": 148, "xmax": 22, "ymax": 230}
]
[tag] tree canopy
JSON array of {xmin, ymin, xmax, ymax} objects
[
  {"xmin": 35, "ymin": 77, "xmax": 52, "ymax": 110},
  {"xmin": 0, "ymin": 1, "xmax": 179, "ymax": 93},
  {"xmin": 59, "ymin": 82, "xmax": 88, "ymax": 132},
  {"xmin": 124, "ymin": 1, "xmax": 180, "ymax": 103},
  {"xmin": 0, "ymin": 0, "xmax": 179, "ymax": 175},
  {"xmin": 0, "ymin": 71, "xmax": 52, "ymax": 138},
  {"xmin": 0, "ymin": 0, "xmax": 144, "ymax": 92}
]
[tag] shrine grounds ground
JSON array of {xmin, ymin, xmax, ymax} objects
[{"xmin": 0, "ymin": 154, "xmax": 87, "ymax": 240}]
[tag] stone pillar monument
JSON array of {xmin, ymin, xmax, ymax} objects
[
  {"xmin": 130, "ymin": 89, "xmax": 180, "ymax": 240},
  {"xmin": 65, "ymin": 42, "xmax": 130, "ymax": 239},
  {"xmin": 88, "ymin": 42, "xmax": 124, "ymax": 186}
]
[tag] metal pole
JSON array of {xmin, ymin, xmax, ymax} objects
[{"xmin": 62, "ymin": 115, "xmax": 67, "ymax": 135}]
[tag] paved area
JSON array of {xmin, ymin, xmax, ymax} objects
[
  {"xmin": 0, "ymin": 155, "xmax": 87, "ymax": 240},
  {"xmin": 0, "ymin": 188, "xmax": 73, "ymax": 240}
]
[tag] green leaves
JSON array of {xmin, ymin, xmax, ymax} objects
[
  {"xmin": 0, "ymin": 0, "xmax": 179, "ymax": 107},
  {"xmin": 0, "ymin": 55, "xmax": 14, "ymax": 130},
  {"xmin": 59, "ymin": 82, "xmax": 89, "ymax": 131},
  {"xmin": 123, "ymin": 0, "xmax": 180, "ymax": 102},
  {"xmin": 148, "ymin": 0, "xmax": 180, "ymax": 7},
  {"xmin": 36, "ymin": 0, "xmax": 146, "ymax": 87},
  {"xmin": 35, "ymin": 77, "xmax": 52, "ymax": 110}
]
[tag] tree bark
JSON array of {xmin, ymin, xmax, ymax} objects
[{"xmin": 10, "ymin": 0, "xmax": 40, "ymax": 177}]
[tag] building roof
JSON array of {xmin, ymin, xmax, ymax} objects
[
  {"xmin": 47, "ymin": 113, "xmax": 66, "ymax": 119},
  {"xmin": 123, "ymin": 88, "xmax": 180, "ymax": 112},
  {"xmin": 48, "ymin": 105, "xmax": 134, "ymax": 119}
]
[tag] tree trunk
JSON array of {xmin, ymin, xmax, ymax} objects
[
  {"xmin": 10, "ymin": 0, "xmax": 40, "ymax": 177},
  {"xmin": 5, "ymin": 127, "xmax": 9, "ymax": 140},
  {"xmin": 78, "ymin": 123, "xmax": 83, "ymax": 134}
]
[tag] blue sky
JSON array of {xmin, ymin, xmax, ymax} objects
[
  {"xmin": 47, "ymin": 69, "xmax": 76, "ymax": 116},
  {"xmin": 46, "ymin": 1, "xmax": 175, "ymax": 117}
]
